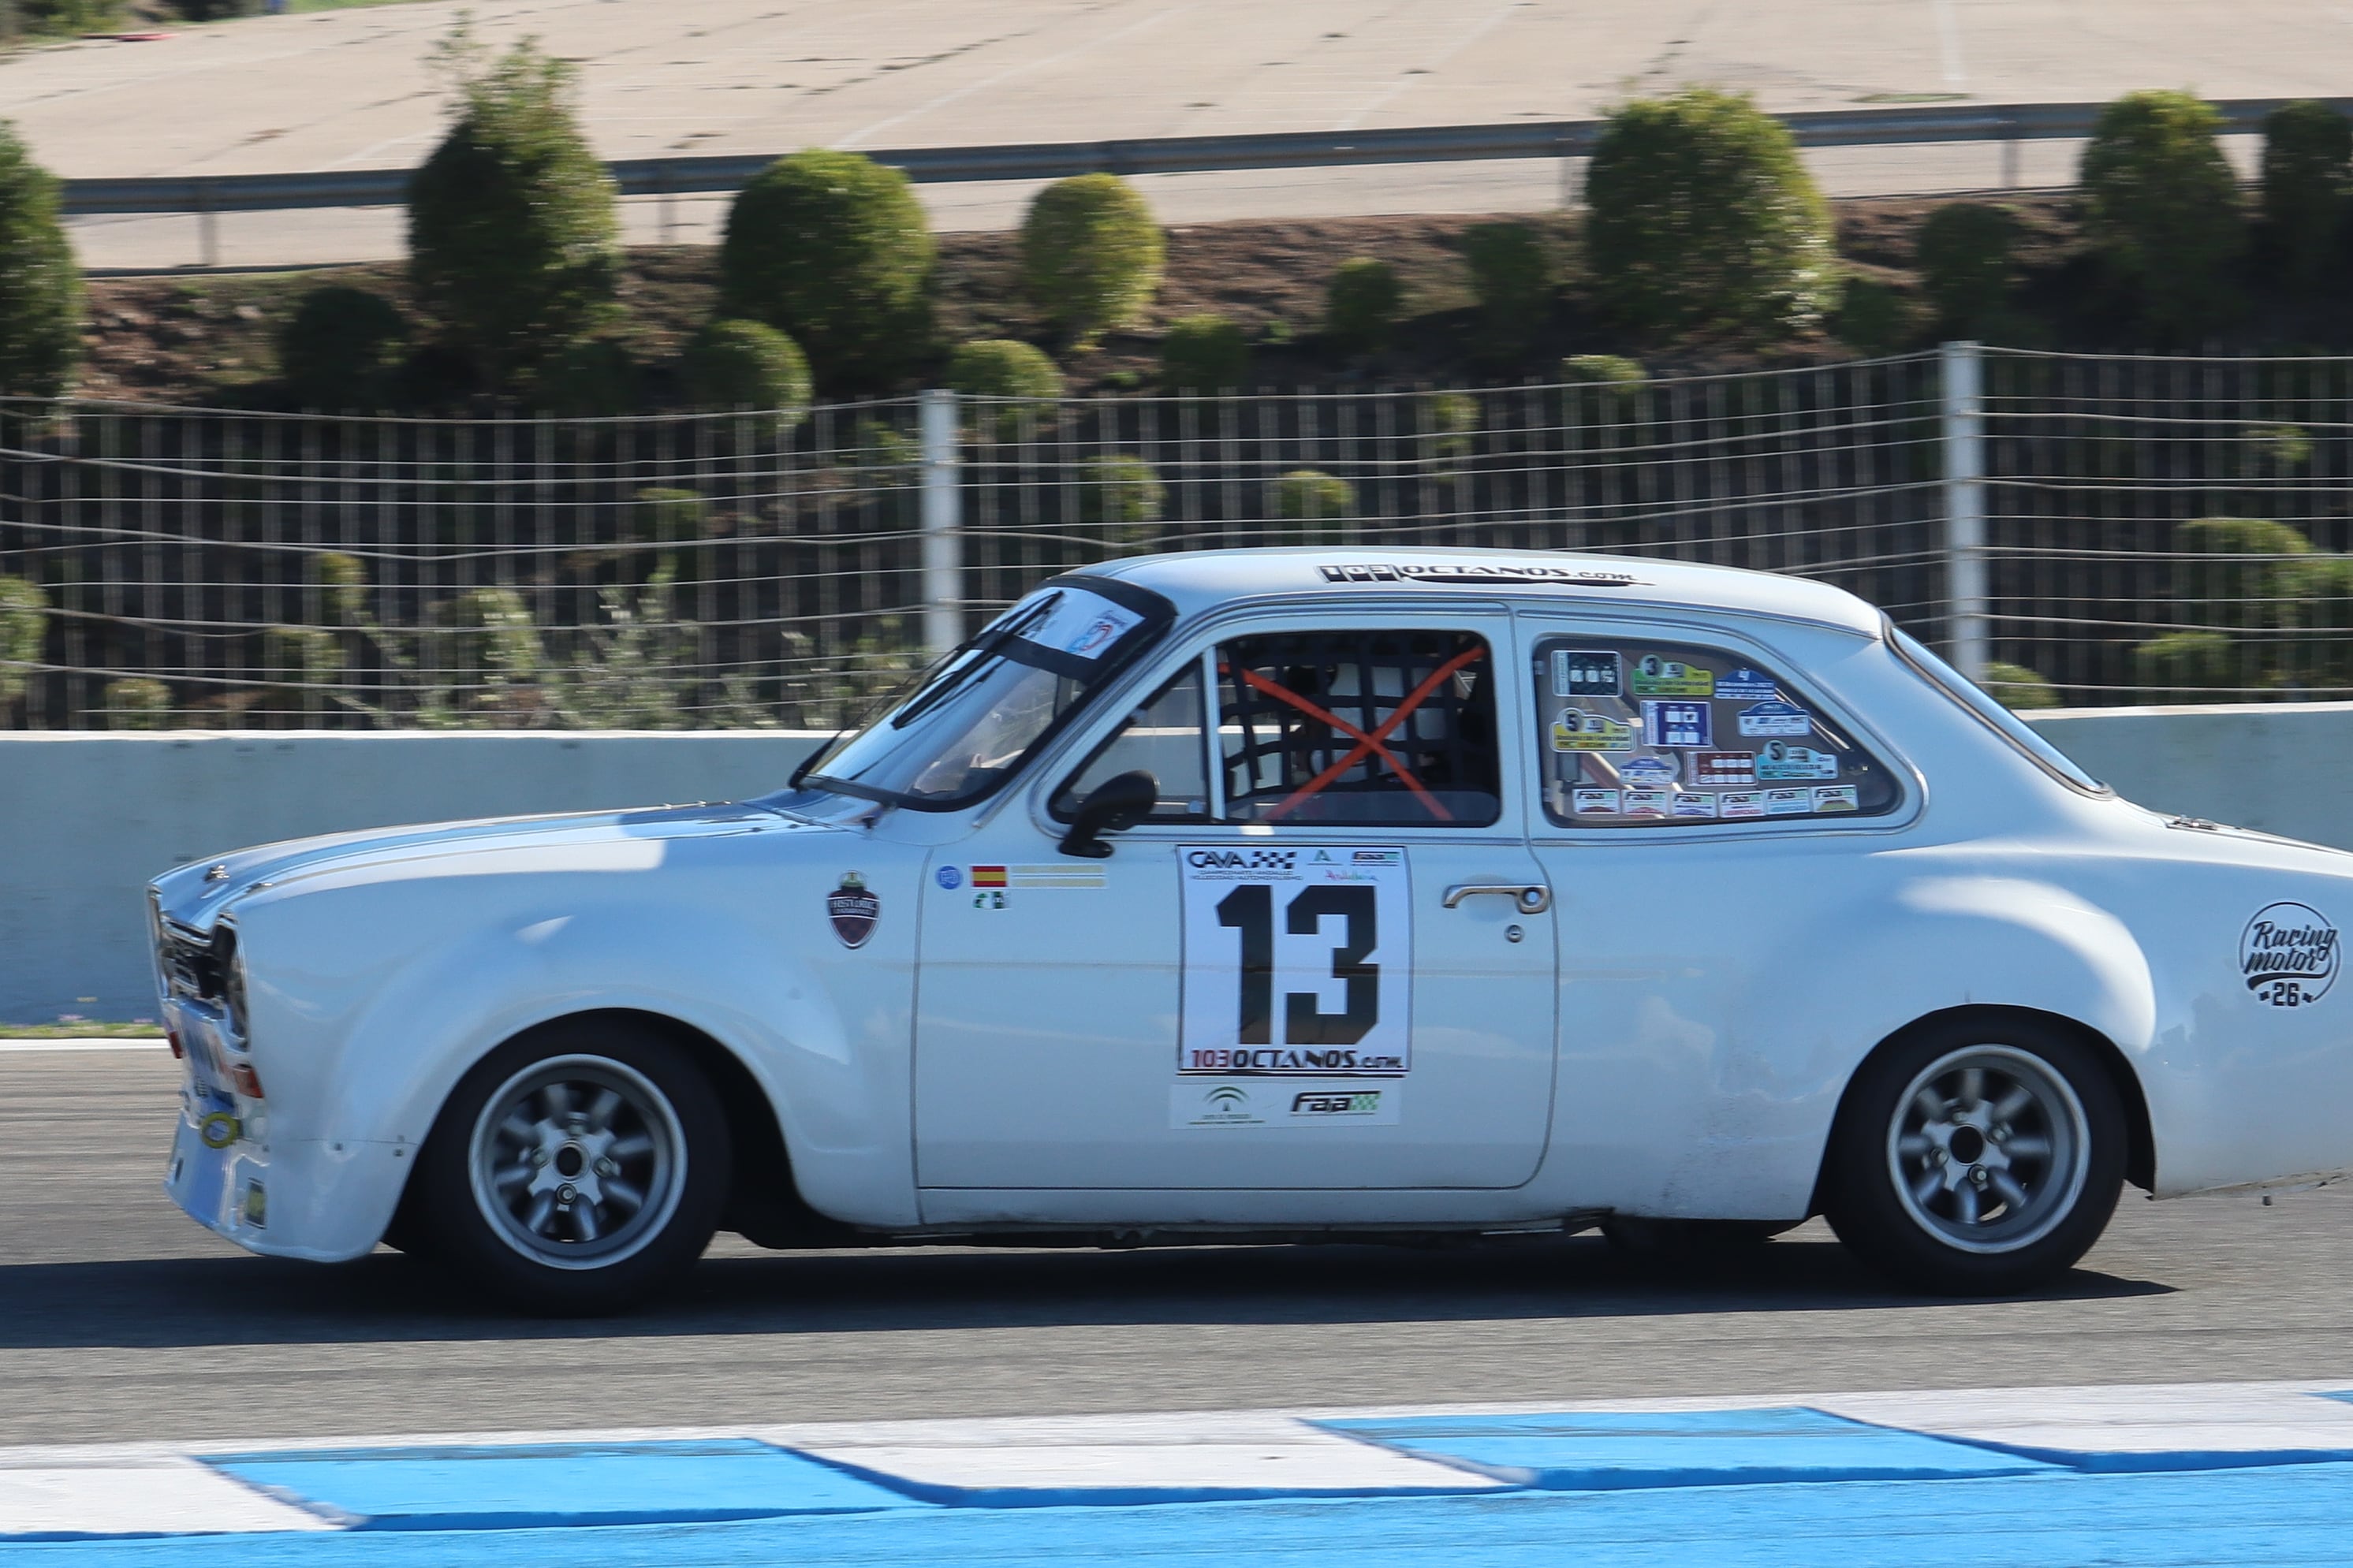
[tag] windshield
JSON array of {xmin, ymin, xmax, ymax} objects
[
  {"xmin": 1889, "ymin": 626, "xmax": 2108, "ymax": 795},
  {"xmin": 788, "ymin": 575, "xmax": 1174, "ymax": 811}
]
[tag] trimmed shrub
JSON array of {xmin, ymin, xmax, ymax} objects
[
  {"xmin": 1324, "ymin": 256, "xmax": 1404, "ymax": 354},
  {"xmin": 21, "ymin": 0, "xmax": 120, "ymax": 35},
  {"xmin": 721, "ymin": 149, "xmax": 935, "ymax": 386},
  {"xmin": 406, "ymin": 28, "xmax": 620, "ymax": 387},
  {"xmin": 1586, "ymin": 89, "xmax": 1836, "ymax": 340},
  {"xmin": 100, "ymin": 677, "xmax": 173, "ymax": 730},
  {"xmin": 635, "ymin": 488, "xmax": 708, "ymax": 545},
  {"xmin": 1563, "ymin": 353, "xmax": 1645, "ymax": 387},
  {"xmin": 1915, "ymin": 203, "xmax": 2020, "ymax": 334},
  {"xmin": 2176, "ymin": 516, "xmax": 2314, "ymax": 630},
  {"xmin": 1272, "ymin": 469, "xmax": 1354, "ymax": 532},
  {"xmin": 1980, "ymin": 661, "xmax": 2060, "ymax": 710},
  {"xmin": 261, "ymin": 625, "xmax": 345, "ymax": 687},
  {"xmin": 1424, "ymin": 391, "xmax": 1478, "ymax": 469},
  {"xmin": 1832, "ymin": 275, "xmax": 1922, "ymax": 356},
  {"xmin": 0, "ymin": 122, "xmax": 82, "ymax": 404},
  {"xmin": 1461, "ymin": 222, "xmax": 1553, "ymax": 346},
  {"xmin": 277, "ymin": 286, "xmax": 408, "ymax": 409},
  {"xmin": 1018, "ymin": 174, "xmax": 1164, "ymax": 350},
  {"xmin": 2080, "ymin": 90, "xmax": 2245, "ymax": 335},
  {"xmin": 943, "ymin": 339, "xmax": 1063, "ymax": 437},
  {"xmin": 2133, "ymin": 629, "xmax": 2239, "ymax": 696},
  {"xmin": 1159, "ymin": 314, "xmax": 1249, "ymax": 393},
  {"xmin": 1077, "ymin": 455, "xmax": 1165, "ymax": 551},
  {"xmin": 0, "ymin": 574, "xmax": 44, "ymax": 712},
  {"xmin": 2261, "ymin": 100, "xmax": 2352, "ymax": 293},
  {"xmin": 682, "ymin": 318, "xmax": 811, "ymax": 423},
  {"xmin": 313, "ymin": 550, "xmax": 371, "ymax": 624}
]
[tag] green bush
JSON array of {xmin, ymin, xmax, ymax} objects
[
  {"xmin": 1272, "ymin": 469, "xmax": 1354, "ymax": 534},
  {"xmin": 681, "ymin": 318, "xmax": 811, "ymax": 422},
  {"xmin": 943, "ymin": 339, "xmax": 1063, "ymax": 437},
  {"xmin": 1018, "ymin": 174, "xmax": 1164, "ymax": 350},
  {"xmin": 1159, "ymin": 314, "xmax": 1249, "ymax": 393},
  {"xmin": 19, "ymin": 0, "xmax": 121, "ymax": 35},
  {"xmin": 406, "ymin": 28, "xmax": 619, "ymax": 388},
  {"xmin": 1915, "ymin": 203, "xmax": 2020, "ymax": 334},
  {"xmin": 2133, "ymin": 630, "xmax": 2240, "ymax": 696},
  {"xmin": 1585, "ymin": 88, "xmax": 1836, "ymax": 340},
  {"xmin": 1562, "ymin": 354, "xmax": 1645, "ymax": 387},
  {"xmin": 1076, "ymin": 455, "xmax": 1165, "ymax": 551},
  {"xmin": 1980, "ymin": 661, "xmax": 2060, "ymax": 710},
  {"xmin": 0, "ymin": 574, "xmax": 44, "ymax": 712},
  {"xmin": 2261, "ymin": 101, "xmax": 2352, "ymax": 293},
  {"xmin": 168, "ymin": 0, "xmax": 260, "ymax": 17},
  {"xmin": 277, "ymin": 286, "xmax": 408, "ymax": 409},
  {"xmin": 1460, "ymin": 222, "xmax": 1553, "ymax": 346},
  {"xmin": 1324, "ymin": 257, "xmax": 1404, "ymax": 354},
  {"xmin": 2081, "ymin": 90, "xmax": 2246, "ymax": 336},
  {"xmin": 100, "ymin": 677, "xmax": 173, "ymax": 731},
  {"xmin": 261, "ymin": 626, "xmax": 345, "ymax": 687},
  {"xmin": 2175, "ymin": 516, "xmax": 2314, "ymax": 630},
  {"xmin": 312, "ymin": 550, "xmax": 371, "ymax": 625},
  {"xmin": 0, "ymin": 122, "xmax": 82, "ymax": 404},
  {"xmin": 1832, "ymin": 275, "xmax": 1922, "ymax": 356},
  {"xmin": 634, "ymin": 487, "xmax": 708, "ymax": 545},
  {"xmin": 720, "ymin": 150, "xmax": 934, "ymax": 386}
]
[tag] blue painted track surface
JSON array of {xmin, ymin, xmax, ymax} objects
[{"xmin": 23, "ymin": 1464, "xmax": 2353, "ymax": 1567}]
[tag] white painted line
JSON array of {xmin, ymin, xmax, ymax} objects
[
  {"xmin": 0, "ymin": 1458, "xmax": 334, "ymax": 1537},
  {"xmin": 0, "ymin": 1040, "xmax": 169, "ymax": 1053},
  {"xmin": 1820, "ymin": 1382, "xmax": 2353, "ymax": 1457},
  {"xmin": 789, "ymin": 1413, "xmax": 1502, "ymax": 1497}
]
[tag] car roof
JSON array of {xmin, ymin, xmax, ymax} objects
[{"xmin": 1081, "ymin": 547, "xmax": 1885, "ymax": 637}]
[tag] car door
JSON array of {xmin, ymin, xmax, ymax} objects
[
  {"xmin": 913, "ymin": 609, "xmax": 1558, "ymax": 1194},
  {"xmin": 1516, "ymin": 616, "xmax": 1914, "ymax": 1217}
]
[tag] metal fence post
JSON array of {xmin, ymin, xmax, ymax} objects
[
  {"xmin": 1941, "ymin": 339, "xmax": 1989, "ymax": 682},
  {"xmin": 919, "ymin": 388, "xmax": 963, "ymax": 657}
]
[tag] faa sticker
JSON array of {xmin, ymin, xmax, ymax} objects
[{"xmin": 2242, "ymin": 902, "xmax": 2340, "ymax": 1007}]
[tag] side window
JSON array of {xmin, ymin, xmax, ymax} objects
[
  {"xmin": 1051, "ymin": 664, "xmax": 1214, "ymax": 821},
  {"xmin": 1218, "ymin": 630, "xmax": 1500, "ymax": 827},
  {"xmin": 1531, "ymin": 636, "xmax": 1899, "ymax": 827}
]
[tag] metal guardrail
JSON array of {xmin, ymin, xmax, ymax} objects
[{"xmin": 62, "ymin": 97, "xmax": 2353, "ymax": 220}]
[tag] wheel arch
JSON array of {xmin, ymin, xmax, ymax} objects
[
  {"xmin": 390, "ymin": 1006, "xmax": 854, "ymax": 1251},
  {"xmin": 1807, "ymin": 1003, "xmax": 2155, "ymax": 1216}
]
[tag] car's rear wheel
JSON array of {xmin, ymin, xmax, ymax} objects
[
  {"xmin": 412, "ymin": 1019, "xmax": 729, "ymax": 1314},
  {"xmin": 1824, "ymin": 1018, "xmax": 2124, "ymax": 1294}
]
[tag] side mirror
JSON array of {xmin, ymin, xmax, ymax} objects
[{"xmin": 1057, "ymin": 770, "xmax": 1158, "ymax": 859}]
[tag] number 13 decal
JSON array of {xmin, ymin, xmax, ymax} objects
[{"xmin": 1180, "ymin": 847, "xmax": 1410, "ymax": 1073}]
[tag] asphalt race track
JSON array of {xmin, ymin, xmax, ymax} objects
[{"xmin": 8, "ymin": 1048, "xmax": 2353, "ymax": 1451}]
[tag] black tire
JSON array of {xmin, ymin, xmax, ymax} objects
[
  {"xmin": 1600, "ymin": 1217, "xmax": 1798, "ymax": 1258},
  {"xmin": 410, "ymin": 1018, "xmax": 730, "ymax": 1315},
  {"xmin": 1823, "ymin": 1016, "xmax": 2124, "ymax": 1294}
]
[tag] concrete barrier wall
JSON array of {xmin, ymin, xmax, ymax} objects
[
  {"xmin": 0, "ymin": 703, "xmax": 2344, "ymax": 1022},
  {"xmin": 0, "ymin": 732, "xmax": 826, "ymax": 1023}
]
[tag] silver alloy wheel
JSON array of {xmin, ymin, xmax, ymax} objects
[
  {"xmin": 1885, "ymin": 1044, "xmax": 2090, "ymax": 1255},
  {"xmin": 466, "ymin": 1054, "xmax": 687, "ymax": 1271}
]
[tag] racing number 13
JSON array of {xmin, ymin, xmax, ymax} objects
[{"xmin": 1214, "ymin": 884, "xmax": 1379, "ymax": 1045}]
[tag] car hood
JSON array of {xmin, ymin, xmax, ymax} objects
[{"xmin": 150, "ymin": 801, "xmax": 819, "ymax": 932}]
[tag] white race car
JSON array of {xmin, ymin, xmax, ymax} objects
[{"xmin": 151, "ymin": 549, "xmax": 2352, "ymax": 1311}]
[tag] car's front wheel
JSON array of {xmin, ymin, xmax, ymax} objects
[
  {"xmin": 409, "ymin": 1019, "xmax": 729, "ymax": 1314},
  {"xmin": 1823, "ymin": 1018, "xmax": 2124, "ymax": 1294}
]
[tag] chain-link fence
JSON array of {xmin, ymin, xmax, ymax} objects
[{"xmin": 3, "ymin": 347, "xmax": 2350, "ymax": 729}]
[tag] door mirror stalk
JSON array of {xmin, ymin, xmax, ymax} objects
[{"xmin": 1057, "ymin": 770, "xmax": 1158, "ymax": 859}]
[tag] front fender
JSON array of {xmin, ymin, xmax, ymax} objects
[{"xmin": 241, "ymin": 885, "xmax": 918, "ymax": 1258}]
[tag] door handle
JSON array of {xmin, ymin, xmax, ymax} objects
[{"xmin": 1441, "ymin": 884, "xmax": 1552, "ymax": 915}]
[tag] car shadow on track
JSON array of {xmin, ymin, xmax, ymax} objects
[{"xmin": 0, "ymin": 1231, "xmax": 2169, "ymax": 1350}]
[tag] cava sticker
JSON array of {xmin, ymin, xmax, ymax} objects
[
  {"xmin": 2242, "ymin": 902, "xmax": 2339, "ymax": 1007},
  {"xmin": 1552, "ymin": 707, "xmax": 1635, "ymax": 752}
]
